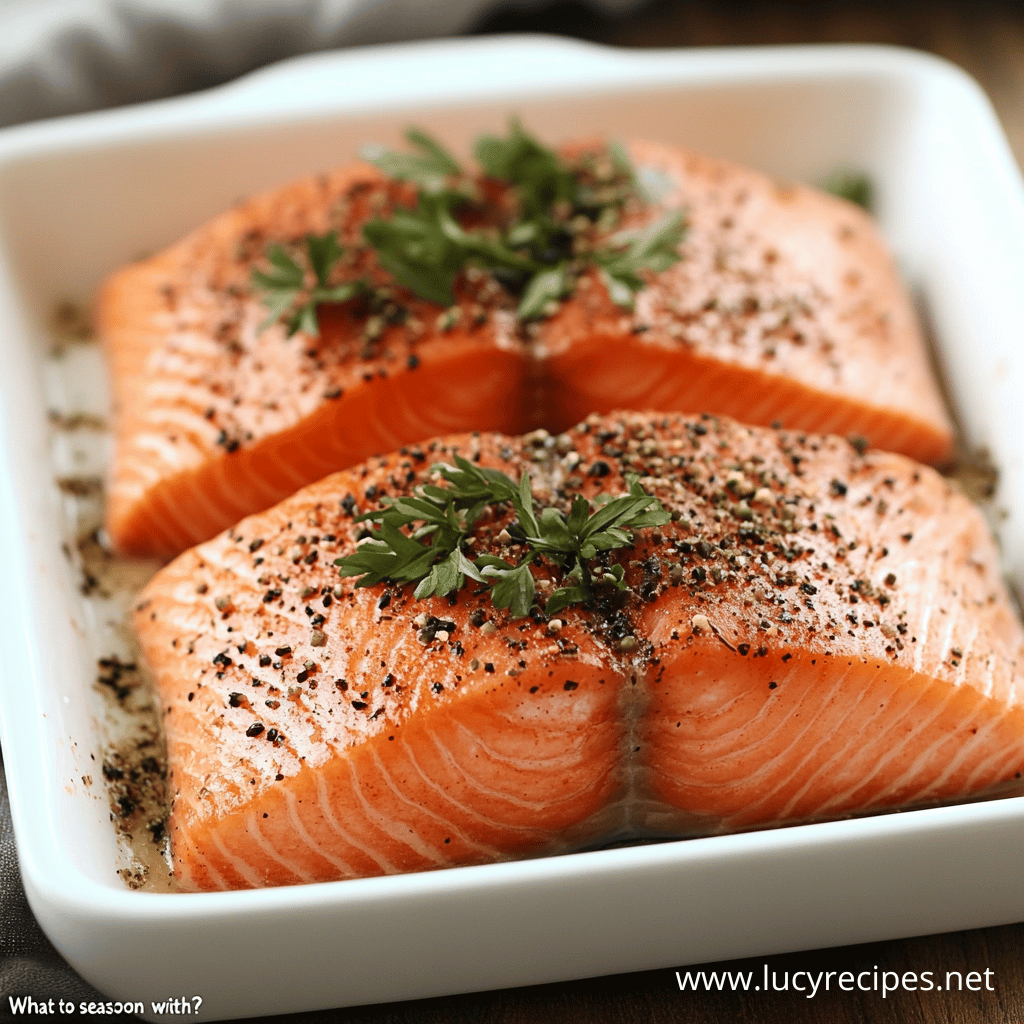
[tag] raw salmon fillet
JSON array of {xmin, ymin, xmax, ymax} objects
[
  {"xmin": 132, "ymin": 412, "xmax": 1023, "ymax": 891},
  {"xmin": 539, "ymin": 143, "xmax": 953, "ymax": 464},
  {"xmin": 100, "ymin": 140, "xmax": 952, "ymax": 559},
  {"xmin": 98, "ymin": 164, "xmax": 533, "ymax": 559}
]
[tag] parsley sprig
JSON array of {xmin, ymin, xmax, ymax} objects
[
  {"xmin": 363, "ymin": 192, "xmax": 533, "ymax": 308},
  {"xmin": 361, "ymin": 127, "xmax": 464, "ymax": 194},
  {"xmin": 594, "ymin": 213, "xmax": 687, "ymax": 308},
  {"xmin": 821, "ymin": 170, "xmax": 873, "ymax": 212},
  {"xmin": 363, "ymin": 122, "xmax": 686, "ymax": 318},
  {"xmin": 335, "ymin": 456, "xmax": 670, "ymax": 619},
  {"xmin": 251, "ymin": 233, "xmax": 365, "ymax": 336},
  {"xmin": 252, "ymin": 122, "xmax": 687, "ymax": 335}
]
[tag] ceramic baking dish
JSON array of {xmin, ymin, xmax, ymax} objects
[{"xmin": 1, "ymin": 36, "xmax": 1024, "ymax": 1023}]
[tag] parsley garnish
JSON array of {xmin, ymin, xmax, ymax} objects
[
  {"xmin": 250, "ymin": 233, "xmax": 365, "ymax": 336},
  {"xmin": 361, "ymin": 127, "xmax": 464, "ymax": 193},
  {"xmin": 821, "ymin": 171, "xmax": 873, "ymax": 212},
  {"xmin": 335, "ymin": 455, "xmax": 670, "ymax": 619},
  {"xmin": 253, "ymin": 123, "xmax": 687, "ymax": 335},
  {"xmin": 362, "ymin": 123, "xmax": 686, "ymax": 319},
  {"xmin": 363, "ymin": 191, "xmax": 533, "ymax": 308},
  {"xmin": 594, "ymin": 212, "xmax": 687, "ymax": 308},
  {"xmin": 475, "ymin": 119, "xmax": 579, "ymax": 221}
]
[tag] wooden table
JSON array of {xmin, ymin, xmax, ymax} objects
[
  {"xmin": 281, "ymin": 5, "xmax": 1024, "ymax": 1023},
  {"xmin": 479, "ymin": 0, "xmax": 1024, "ymax": 169},
  {"xmin": 294, "ymin": 929, "xmax": 1024, "ymax": 1023}
]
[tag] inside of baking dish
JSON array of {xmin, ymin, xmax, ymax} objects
[{"xmin": 0, "ymin": 65, "xmax": 1012, "ymax": 891}]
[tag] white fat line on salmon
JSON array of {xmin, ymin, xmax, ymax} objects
[
  {"xmin": 858, "ymin": 677, "xmax": 972, "ymax": 808},
  {"xmin": 378, "ymin": 375, "xmax": 467, "ymax": 447},
  {"xmin": 244, "ymin": 809, "xmax": 319, "ymax": 883},
  {"xmin": 688, "ymin": 664, "xmax": 813, "ymax": 786},
  {"xmin": 205, "ymin": 447, "xmax": 255, "ymax": 522},
  {"xmin": 217, "ymin": 447, "xmax": 281, "ymax": 510},
  {"xmin": 769, "ymin": 666, "xmax": 887, "ymax": 819},
  {"xmin": 262, "ymin": 439, "xmax": 316, "ymax": 493},
  {"xmin": 313, "ymin": 772, "xmax": 399, "ymax": 873},
  {"xmin": 486, "ymin": 700, "xmax": 596, "ymax": 732},
  {"xmin": 748, "ymin": 665, "xmax": 865, "ymax": 819},
  {"xmin": 176, "ymin": 843, "xmax": 227, "ymax": 892},
  {"xmin": 910, "ymin": 546, "xmax": 947, "ymax": 677},
  {"xmin": 206, "ymin": 822, "xmax": 267, "ymax": 887},
  {"xmin": 144, "ymin": 486, "xmax": 188, "ymax": 554},
  {"xmin": 657, "ymin": 660, "xmax": 846, "ymax": 818},
  {"xmin": 343, "ymin": 756, "xmax": 449, "ymax": 866},
  {"xmin": 401, "ymin": 734, "xmax": 546, "ymax": 838},
  {"xmin": 364, "ymin": 743, "xmax": 503, "ymax": 861},
  {"xmin": 929, "ymin": 711, "xmax": 1007, "ymax": 795},
  {"xmin": 280, "ymin": 786, "xmax": 361, "ymax": 875},
  {"xmin": 978, "ymin": 651, "xmax": 1001, "ymax": 703},
  {"xmin": 962, "ymin": 736, "xmax": 1024, "ymax": 797},
  {"xmin": 797, "ymin": 676, "xmax": 941, "ymax": 817},
  {"xmin": 953, "ymin": 617, "xmax": 980, "ymax": 690},
  {"xmin": 159, "ymin": 455, "xmax": 231, "ymax": 544},
  {"xmin": 299, "ymin": 428, "xmax": 351, "ymax": 481},
  {"xmin": 743, "ymin": 387, "xmax": 792, "ymax": 428},
  {"xmin": 423, "ymin": 726, "xmax": 585, "ymax": 813},
  {"xmin": 672, "ymin": 678, "xmax": 817, "ymax": 819},
  {"xmin": 450, "ymin": 719, "xmax": 590, "ymax": 769},
  {"xmin": 779, "ymin": 662, "xmax": 928, "ymax": 816}
]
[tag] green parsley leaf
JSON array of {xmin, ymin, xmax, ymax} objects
[
  {"xmin": 254, "ymin": 124, "xmax": 687, "ymax": 332},
  {"xmin": 363, "ymin": 127, "xmax": 463, "ymax": 193},
  {"xmin": 364, "ymin": 195, "xmax": 464, "ymax": 307},
  {"xmin": 364, "ymin": 186, "xmax": 536, "ymax": 308},
  {"xmin": 607, "ymin": 140, "xmax": 635, "ymax": 183},
  {"xmin": 517, "ymin": 264, "xmax": 570, "ymax": 320},
  {"xmin": 336, "ymin": 459, "xmax": 669, "ymax": 620},
  {"xmin": 596, "ymin": 212, "xmax": 687, "ymax": 309},
  {"xmin": 485, "ymin": 559, "xmax": 537, "ymax": 619},
  {"xmin": 475, "ymin": 119, "xmax": 578, "ymax": 219},
  {"xmin": 307, "ymin": 232, "xmax": 344, "ymax": 287},
  {"xmin": 251, "ymin": 233, "xmax": 365, "ymax": 336},
  {"xmin": 543, "ymin": 584, "xmax": 589, "ymax": 617},
  {"xmin": 251, "ymin": 244, "xmax": 305, "ymax": 292},
  {"xmin": 414, "ymin": 548, "xmax": 484, "ymax": 600},
  {"xmin": 821, "ymin": 171, "xmax": 873, "ymax": 212}
]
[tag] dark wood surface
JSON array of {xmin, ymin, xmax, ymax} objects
[
  {"xmin": 293, "ymin": 4, "xmax": 1024, "ymax": 1023},
  {"xmin": 477, "ymin": 0, "xmax": 1024, "ymax": 169},
  {"xmin": 277, "ymin": 924, "xmax": 1024, "ymax": 1023}
]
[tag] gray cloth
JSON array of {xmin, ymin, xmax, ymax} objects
[
  {"xmin": 0, "ymin": 0, "xmax": 640, "ymax": 128},
  {"xmin": 0, "ymin": 754, "xmax": 120, "ymax": 1017}
]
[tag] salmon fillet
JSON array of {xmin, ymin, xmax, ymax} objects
[
  {"xmin": 132, "ymin": 412, "xmax": 1022, "ymax": 891},
  {"xmin": 100, "ymin": 139, "xmax": 952, "ymax": 559},
  {"xmin": 98, "ymin": 164, "xmax": 532, "ymax": 559},
  {"xmin": 539, "ymin": 143, "xmax": 952, "ymax": 463}
]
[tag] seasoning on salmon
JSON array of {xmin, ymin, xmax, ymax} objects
[
  {"xmin": 98, "ymin": 130, "xmax": 952, "ymax": 560},
  {"xmin": 537, "ymin": 142, "xmax": 953, "ymax": 464},
  {"xmin": 132, "ymin": 412, "xmax": 1021, "ymax": 892}
]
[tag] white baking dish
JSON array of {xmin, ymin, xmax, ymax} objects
[{"xmin": 2, "ymin": 36, "xmax": 1024, "ymax": 1023}]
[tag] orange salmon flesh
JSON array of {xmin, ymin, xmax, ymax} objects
[
  {"xmin": 132, "ymin": 412, "xmax": 1021, "ymax": 892},
  {"xmin": 99, "ymin": 141, "xmax": 953, "ymax": 560}
]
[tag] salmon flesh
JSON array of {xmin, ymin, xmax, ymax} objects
[
  {"xmin": 100, "ymin": 141, "xmax": 952, "ymax": 559},
  {"xmin": 132, "ymin": 412, "xmax": 1021, "ymax": 891}
]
